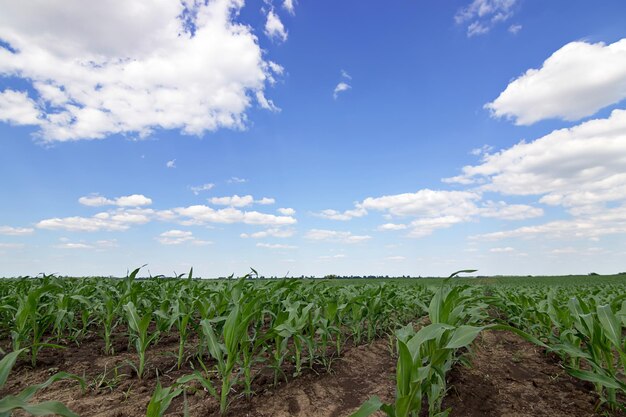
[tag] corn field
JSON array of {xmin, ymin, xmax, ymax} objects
[{"xmin": 0, "ymin": 270, "xmax": 625, "ymax": 416}]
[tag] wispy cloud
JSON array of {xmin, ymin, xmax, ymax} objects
[{"xmin": 455, "ymin": 0, "xmax": 518, "ymax": 37}]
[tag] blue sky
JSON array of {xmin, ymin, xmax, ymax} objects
[{"xmin": 1, "ymin": 0, "xmax": 626, "ymax": 277}]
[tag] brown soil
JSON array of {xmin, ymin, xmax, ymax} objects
[
  {"xmin": 222, "ymin": 338, "xmax": 396, "ymax": 417},
  {"xmin": 3, "ymin": 329, "xmax": 625, "ymax": 417},
  {"xmin": 1, "ymin": 332, "xmax": 397, "ymax": 417},
  {"xmin": 444, "ymin": 329, "xmax": 625, "ymax": 417}
]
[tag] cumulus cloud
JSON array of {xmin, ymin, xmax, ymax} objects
[
  {"xmin": 0, "ymin": 226, "xmax": 34, "ymax": 236},
  {"xmin": 240, "ymin": 227, "xmax": 295, "ymax": 239},
  {"xmin": 472, "ymin": 204, "xmax": 626, "ymax": 241},
  {"xmin": 36, "ymin": 197, "xmax": 295, "ymax": 232},
  {"xmin": 256, "ymin": 242, "xmax": 297, "ymax": 249},
  {"xmin": 190, "ymin": 183, "xmax": 215, "ymax": 195},
  {"xmin": 0, "ymin": 90, "xmax": 41, "ymax": 125},
  {"xmin": 156, "ymin": 229, "xmax": 211, "ymax": 246},
  {"xmin": 446, "ymin": 109, "xmax": 626, "ymax": 208},
  {"xmin": 265, "ymin": 10, "xmax": 287, "ymax": 42},
  {"xmin": 479, "ymin": 201, "xmax": 544, "ymax": 220},
  {"xmin": 175, "ymin": 205, "xmax": 296, "ymax": 226},
  {"xmin": 166, "ymin": 160, "xmax": 176, "ymax": 169},
  {"xmin": 377, "ymin": 223, "xmax": 408, "ymax": 231},
  {"xmin": 489, "ymin": 246, "xmax": 515, "ymax": 252},
  {"xmin": 37, "ymin": 208, "xmax": 152, "ymax": 232},
  {"xmin": 362, "ymin": 189, "xmax": 480, "ymax": 218},
  {"xmin": 314, "ymin": 205, "xmax": 367, "ymax": 221},
  {"xmin": 209, "ymin": 195, "xmax": 275, "ymax": 207},
  {"xmin": 455, "ymin": 0, "xmax": 517, "ymax": 37},
  {"xmin": 0, "ymin": 0, "xmax": 281, "ymax": 141},
  {"xmin": 486, "ymin": 39, "xmax": 626, "ymax": 125},
  {"xmin": 79, "ymin": 194, "xmax": 152, "ymax": 207},
  {"xmin": 277, "ymin": 207, "xmax": 295, "ymax": 216},
  {"xmin": 283, "ymin": 0, "xmax": 295, "ymax": 14},
  {"xmin": 305, "ymin": 229, "xmax": 371, "ymax": 244}
]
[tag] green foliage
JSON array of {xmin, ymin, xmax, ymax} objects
[{"xmin": 0, "ymin": 348, "xmax": 85, "ymax": 417}]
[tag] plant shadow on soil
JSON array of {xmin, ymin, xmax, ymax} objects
[{"xmin": 2, "ymin": 329, "xmax": 624, "ymax": 417}]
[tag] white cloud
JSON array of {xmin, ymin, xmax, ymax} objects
[
  {"xmin": 472, "ymin": 204, "xmax": 626, "ymax": 241},
  {"xmin": 319, "ymin": 254, "xmax": 347, "ymax": 260},
  {"xmin": 208, "ymin": 195, "xmax": 274, "ymax": 207},
  {"xmin": 55, "ymin": 242, "xmax": 94, "ymax": 249},
  {"xmin": 341, "ymin": 70, "xmax": 352, "ymax": 80},
  {"xmin": 283, "ymin": 0, "xmax": 295, "ymax": 15},
  {"xmin": 265, "ymin": 10, "xmax": 287, "ymax": 43},
  {"xmin": 175, "ymin": 205, "xmax": 296, "ymax": 226},
  {"xmin": 486, "ymin": 39, "xmax": 626, "ymax": 125},
  {"xmin": 36, "ymin": 198, "xmax": 295, "ymax": 232},
  {"xmin": 314, "ymin": 205, "xmax": 367, "ymax": 221},
  {"xmin": 0, "ymin": 0, "xmax": 281, "ymax": 141},
  {"xmin": 362, "ymin": 189, "xmax": 480, "ymax": 217},
  {"xmin": 256, "ymin": 242, "xmax": 297, "ymax": 249},
  {"xmin": 0, "ymin": 90, "xmax": 41, "ymax": 125},
  {"xmin": 255, "ymin": 90, "xmax": 280, "ymax": 112},
  {"xmin": 385, "ymin": 256, "xmax": 406, "ymax": 261},
  {"xmin": 479, "ymin": 201, "xmax": 543, "ymax": 220},
  {"xmin": 333, "ymin": 82, "xmax": 351, "ymax": 99},
  {"xmin": 277, "ymin": 207, "xmax": 295, "ymax": 216},
  {"xmin": 467, "ymin": 22, "xmax": 489, "ymax": 37},
  {"xmin": 0, "ymin": 243, "xmax": 25, "ymax": 249},
  {"xmin": 489, "ymin": 246, "xmax": 515, "ymax": 252},
  {"xmin": 508, "ymin": 24, "xmax": 522, "ymax": 34},
  {"xmin": 0, "ymin": 226, "xmax": 34, "ymax": 236},
  {"xmin": 470, "ymin": 144, "xmax": 494, "ymax": 156},
  {"xmin": 210, "ymin": 194, "xmax": 254, "ymax": 207},
  {"xmin": 240, "ymin": 227, "xmax": 295, "ymax": 239},
  {"xmin": 257, "ymin": 197, "xmax": 275, "ymax": 205},
  {"xmin": 377, "ymin": 223, "xmax": 408, "ymax": 231},
  {"xmin": 79, "ymin": 194, "xmax": 152, "ymax": 207},
  {"xmin": 305, "ymin": 229, "xmax": 371, "ymax": 244},
  {"xmin": 446, "ymin": 109, "xmax": 626, "ymax": 208},
  {"xmin": 407, "ymin": 215, "xmax": 467, "ymax": 238},
  {"xmin": 166, "ymin": 160, "xmax": 176, "ymax": 169},
  {"xmin": 190, "ymin": 183, "xmax": 215, "ymax": 195},
  {"xmin": 455, "ymin": 0, "xmax": 517, "ymax": 37},
  {"xmin": 227, "ymin": 176, "xmax": 248, "ymax": 184},
  {"xmin": 156, "ymin": 229, "xmax": 211, "ymax": 246}
]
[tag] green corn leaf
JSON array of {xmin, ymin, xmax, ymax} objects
[
  {"xmin": 348, "ymin": 396, "xmax": 385, "ymax": 417},
  {"xmin": 0, "ymin": 349, "xmax": 25, "ymax": 389},
  {"xmin": 567, "ymin": 369, "xmax": 623, "ymax": 390},
  {"xmin": 396, "ymin": 340, "xmax": 413, "ymax": 396},
  {"xmin": 444, "ymin": 325, "xmax": 484, "ymax": 349},
  {"xmin": 596, "ymin": 304, "xmax": 622, "ymax": 348},
  {"xmin": 0, "ymin": 397, "xmax": 79, "ymax": 417},
  {"xmin": 200, "ymin": 319, "xmax": 225, "ymax": 369},
  {"xmin": 447, "ymin": 269, "xmax": 478, "ymax": 279}
]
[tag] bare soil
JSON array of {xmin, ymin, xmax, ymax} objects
[
  {"xmin": 2, "ymin": 329, "xmax": 624, "ymax": 416},
  {"xmin": 445, "ymin": 329, "xmax": 625, "ymax": 417},
  {"xmin": 1, "ymin": 332, "xmax": 397, "ymax": 417}
]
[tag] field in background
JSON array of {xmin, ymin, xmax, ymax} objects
[{"xmin": 1, "ymin": 272, "xmax": 625, "ymax": 416}]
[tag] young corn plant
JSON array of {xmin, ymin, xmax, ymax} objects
[
  {"xmin": 145, "ymin": 378, "xmax": 184, "ymax": 417},
  {"xmin": 124, "ymin": 301, "xmax": 159, "ymax": 379},
  {"xmin": 0, "ymin": 348, "xmax": 85, "ymax": 417},
  {"xmin": 352, "ymin": 273, "xmax": 487, "ymax": 417},
  {"xmin": 200, "ymin": 297, "xmax": 257, "ymax": 415}
]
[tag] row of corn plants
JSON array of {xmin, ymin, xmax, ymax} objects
[
  {"xmin": 488, "ymin": 282, "xmax": 626, "ymax": 411},
  {"xmin": 0, "ymin": 270, "xmax": 433, "ymax": 416}
]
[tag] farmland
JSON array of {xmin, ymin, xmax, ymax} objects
[{"xmin": 1, "ymin": 271, "xmax": 625, "ymax": 416}]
